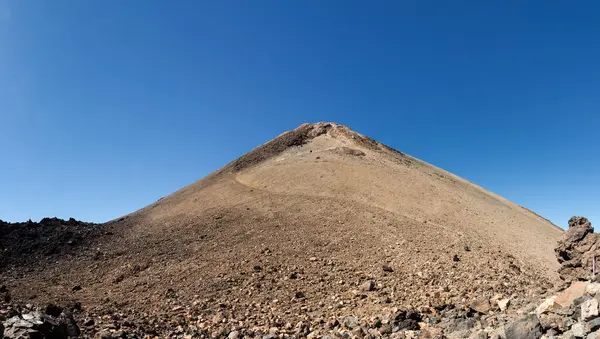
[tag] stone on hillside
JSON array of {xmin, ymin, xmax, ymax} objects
[
  {"xmin": 587, "ymin": 318, "xmax": 600, "ymax": 333},
  {"xmin": 343, "ymin": 316, "xmax": 360, "ymax": 329},
  {"xmin": 588, "ymin": 331, "xmax": 599, "ymax": 339},
  {"xmin": 539, "ymin": 313, "xmax": 573, "ymax": 333},
  {"xmin": 497, "ymin": 298, "xmax": 510, "ymax": 312},
  {"xmin": 468, "ymin": 329, "xmax": 488, "ymax": 339},
  {"xmin": 487, "ymin": 326, "xmax": 506, "ymax": 339},
  {"xmin": 392, "ymin": 309, "xmax": 421, "ymax": 331},
  {"xmin": 536, "ymin": 296, "xmax": 558, "ymax": 315},
  {"xmin": 379, "ymin": 323, "xmax": 392, "ymax": 335},
  {"xmin": 582, "ymin": 299, "xmax": 599, "ymax": 320},
  {"xmin": 555, "ymin": 282, "xmax": 587, "ymax": 308},
  {"xmin": 504, "ymin": 314, "xmax": 542, "ymax": 339},
  {"xmin": 558, "ymin": 216, "xmax": 593, "ymax": 254},
  {"xmin": 470, "ymin": 298, "xmax": 491, "ymax": 314},
  {"xmin": 571, "ymin": 322, "xmax": 586, "ymax": 337},
  {"xmin": 560, "ymin": 329, "xmax": 576, "ymax": 339},
  {"xmin": 1, "ymin": 309, "xmax": 79, "ymax": 339},
  {"xmin": 362, "ymin": 280, "xmax": 375, "ymax": 292},
  {"xmin": 382, "ymin": 265, "xmax": 394, "ymax": 273},
  {"xmin": 588, "ymin": 283, "xmax": 600, "ymax": 296}
]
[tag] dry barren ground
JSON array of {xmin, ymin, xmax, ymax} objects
[{"xmin": 1, "ymin": 123, "xmax": 564, "ymax": 337}]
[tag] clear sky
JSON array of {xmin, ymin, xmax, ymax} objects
[{"xmin": 1, "ymin": 1, "xmax": 598, "ymax": 228}]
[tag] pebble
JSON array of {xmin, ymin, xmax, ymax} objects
[{"xmin": 361, "ymin": 280, "xmax": 375, "ymax": 292}]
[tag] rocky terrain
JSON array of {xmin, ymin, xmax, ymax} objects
[
  {"xmin": 0, "ymin": 218, "xmax": 102, "ymax": 270},
  {"xmin": 4, "ymin": 217, "xmax": 599, "ymax": 338},
  {"xmin": 0, "ymin": 123, "xmax": 571, "ymax": 338}
]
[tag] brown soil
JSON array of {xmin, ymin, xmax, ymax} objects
[{"xmin": 0, "ymin": 122, "xmax": 563, "ymax": 337}]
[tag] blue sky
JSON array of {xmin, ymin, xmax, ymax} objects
[{"xmin": 0, "ymin": 1, "xmax": 598, "ymax": 228}]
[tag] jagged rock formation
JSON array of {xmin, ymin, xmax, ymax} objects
[
  {"xmin": 556, "ymin": 217, "xmax": 599, "ymax": 281},
  {"xmin": 1, "ymin": 300, "xmax": 79, "ymax": 339}
]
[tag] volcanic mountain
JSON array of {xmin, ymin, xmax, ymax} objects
[{"xmin": 2, "ymin": 122, "xmax": 563, "ymax": 335}]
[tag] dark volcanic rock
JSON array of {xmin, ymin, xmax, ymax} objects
[
  {"xmin": 504, "ymin": 314, "xmax": 542, "ymax": 339},
  {"xmin": 2, "ymin": 309, "xmax": 79, "ymax": 339},
  {"xmin": 0, "ymin": 217, "xmax": 101, "ymax": 269}
]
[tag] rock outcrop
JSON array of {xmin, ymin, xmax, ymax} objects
[
  {"xmin": 1, "ymin": 304, "xmax": 79, "ymax": 339},
  {"xmin": 0, "ymin": 217, "xmax": 101, "ymax": 269},
  {"xmin": 555, "ymin": 217, "xmax": 600, "ymax": 281}
]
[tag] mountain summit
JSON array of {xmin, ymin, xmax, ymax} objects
[{"xmin": 3, "ymin": 122, "xmax": 562, "ymax": 335}]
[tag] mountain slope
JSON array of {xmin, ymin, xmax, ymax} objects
[{"xmin": 2, "ymin": 122, "xmax": 563, "ymax": 335}]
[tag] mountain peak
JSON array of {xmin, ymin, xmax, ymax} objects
[{"xmin": 225, "ymin": 122, "xmax": 389, "ymax": 172}]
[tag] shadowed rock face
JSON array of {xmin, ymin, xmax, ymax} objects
[{"xmin": 555, "ymin": 217, "xmax": 599, "ymax": 281}]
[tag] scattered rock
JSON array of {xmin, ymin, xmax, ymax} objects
[
  {"xmin": 470, "ymin": 297, "xmax": 491, "ymax": 314},
  {"xmin": 539, "ymin": 313, "xmax": 572, "ymax": 332},
  {"xmin": 165, "ymin": 288, "xmax": 177, "ymax": 299},
  {"xmin": 361, "ymin": 280, "xmax": 376, "ymax": 292},
  {"xmin": 536, "ymin": 296, "xmax": 557, "ymax": 316},
  {"xmin": 2, "ymin": 309, "xmax": 79, "ymax": 339},
  {"xmin": 555, "ymin": 281, "xmax": 587, "ymax": 308},
  {"xmin": 587, "ymin": 318, "xmax": 600, "ymax": 333},
  {"xmin": 44, "ymin": 303, "xmax": 62, "ymax": 317},
  {"xmin": 504, "ymin": 314, "xmax": 542, "ymax": 339},
  {"xmin": 343, "ymin": 316, "xmax": 360, "ymax": 329},
  {"xmin": 393, "ymin": 309, "xmax": 421, "ymax": 331},
  {"xmin": 379, "ymin": 323, "xmax": 392, "ymax": 335},
  {"xmin": 382, "ymin": 265, "xmax": 394, "ymax": 273},
  {"xmin": 588, "ymin": 283, "xmax": 600, "ymax": 296},
  {"xmin": 572, "ymin": 322, "xmax": 586, "ymax": 337},
  {"xmin": 497, "ymin": 298, "xmax": 510, "ymax": 312},
  {"xmin": 582, "ymin": 299, "xmax": 600, "ymax": 320}
]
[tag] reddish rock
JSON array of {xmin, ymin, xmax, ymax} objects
[{"xmin": 554, "ymin": 281, "xmax": 587, "ymax": 308}]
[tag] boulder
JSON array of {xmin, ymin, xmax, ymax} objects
[
  {"xmin": 587, "ymin": 283, "xmax": 600, "ymax": 296},
  {"xmin": 497, "ymin": 298, "xmax": 510, "ymax": 312},
  {"xmin": 361, "ymin": 280, "xmax": 376, "ymax": 292},
  {"xmin": 504, "ymin": 314, "xmax": 542, "ymax": 339},
  {"xmin": 1, "ymin": 310, "xmax": 79, "ymax": 339},
  {"xmin": 555, "ymin": 217, "xmax": 599, "ymax": 281},
  {"xmin": 582, "ymin": 298, "xmax": 600, "ymax": 321},
  {"xmin": 537, "ymin": 296, "xmax": 558, "ymax": 316},
  {"xmin": 571, "ymin": 322, "xmax": 586, "ymax": 337},
  {"xmin": 539, "ymin": 313, "xmax": 573, "ymax": 332},
  {"xmin": 587, "ymin": 318, "xmax": 600, "ymax": 333},
  {"xmin": 470, "ymin": 298, "xmax": 491, "ymax": 314},
  {"xmin": 555, "ymin": 282, "xmax": 587, "ymax": 308},
  {"xmin": 343, "ymin": 316, "xmax": 360, "ymax": 329}
]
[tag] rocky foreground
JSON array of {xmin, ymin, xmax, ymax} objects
[{"xmin": 1, "ymin": 217, "xmax": 598, "ymax": 338}]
